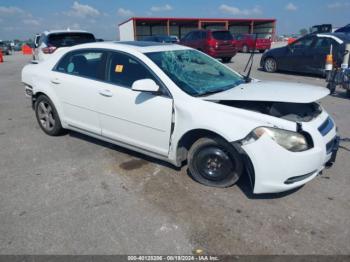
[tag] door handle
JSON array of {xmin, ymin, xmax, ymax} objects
[
  {"xmin": 99, "ymin": 89, "xmax": 113, "ymax": 97},
  {"xmin": 50, "ymin": 79, "xmax": 60, "ymax": 84}
]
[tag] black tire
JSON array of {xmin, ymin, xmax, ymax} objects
[
  {"xmin": 259, "ymin": 49, "xmax": 265, "ymax": 53},
  {"xmin": 263, "ymin": 57, "xmax": 277, "ymax": 73},
  {"xmin": 222, "ymin": 57, "xmax": 232, "ymax": 63},
  {"xmin": 342, "ymin": 83, "xmax": 350, "ymax": 97},
  {"xmin": 242, "ymin": 45, "xmax": 249, "ymax": 53},
  {"xmin": 35, "ymin": 95, "xmax": 64, "ymax": 136},
  {"xmin": 187, "ymin": 137, "xmax": 244, "ymax": 188},
  {"xmin": 327, "ymin": 83, "xmax": 336, "ymax": 94}
]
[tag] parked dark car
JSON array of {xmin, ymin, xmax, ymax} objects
[
  {"xmin": 234, "ymin": 34, "xmax": 271, "ymax": 53},
  {"xmin": 0, "ymin": 41, "xmax": 11, "ymax": 55},
  {"xmin": 180, "ymin": 30, "xmax": 237, "ymax": 63},
  {"xmin": 335, "ymin": 24, "xmax": 350, "ymax": 34},
  {"xmin": 143, "ymin": 35, "xmax": 177, "ymax": 43},
  {"xmin": 260, "ymin": 33, "xmax": 349, "ymax": 76}
]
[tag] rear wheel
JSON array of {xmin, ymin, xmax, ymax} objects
[
  {"xmin": 242, "ymin": 45, "xmax": 249, "ymax": 53},
  {"xmin": 187, "ymin": 137, "xmax": 243, "ymax": 188},
  {"xmin": 222, "ymin": 57, "xmax": 232, "ymax": 63},
  {"xmin": 35, "ymin": 95, "xmax": 64, "ymax": 136},
  {"xmin": 264, "ymin": 57, "xmax": 277, "ymax": 73}
]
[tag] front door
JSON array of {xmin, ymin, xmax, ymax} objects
[
  {"xmin": 97, "ymin": 51, "xmax": 173, "ymax": 156},
  {"xmin": 284, "ymin": 36, "xmax": 315, "ymax": 73}
]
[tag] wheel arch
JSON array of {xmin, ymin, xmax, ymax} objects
[{"xmin": 175, "ymin": 128, "xmax": 255, "ymax": 190}]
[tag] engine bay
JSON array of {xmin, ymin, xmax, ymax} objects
[{"xmin": 218, "ymin": 100, "xmax": 322, "ymax": 122}]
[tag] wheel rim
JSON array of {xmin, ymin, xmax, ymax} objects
[
  {"xmin": 243, "ymin": 46, "xmax": 248, "ymax": 53},
  {"xmin": 194, "ymin": 146, "xmax": 234, "ymax": 181},
  {"xmin": 37, "ymin": 101, "xmax": 55, "ymax": 131},
  {"xmin": 265, "ymin": 58, "xmax": 276, "ymax": 72}
]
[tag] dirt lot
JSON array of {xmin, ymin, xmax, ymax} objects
[{"xmin": 0, "ymin": 51, "xmax": 349, "ymax": 255}]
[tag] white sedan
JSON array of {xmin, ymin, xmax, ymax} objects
[{"xmin": 21, "ymin": 41, "xmax": 339, "ymax": 194}]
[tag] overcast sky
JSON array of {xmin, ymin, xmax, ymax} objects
[{"xmin": 0, "ymin": 0, "xmax": 348, "ymax": 40}]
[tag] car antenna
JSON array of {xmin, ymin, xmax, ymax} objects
[{"xmin": 243, "ymin": 33, "xmax": 258, "ymax": 83}]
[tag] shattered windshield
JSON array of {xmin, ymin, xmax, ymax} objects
[{"xmin": 146, "ymin": 50, "xmax": 244, "ymax": 96}]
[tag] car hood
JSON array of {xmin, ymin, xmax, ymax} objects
[{"xmin": 203, "ymin": 81, "xmax": 330, "ymax": 103}]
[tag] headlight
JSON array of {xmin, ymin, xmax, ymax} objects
[{"xmin": 247, "ymin": 127, "xmax": 310, "ymax": 152}]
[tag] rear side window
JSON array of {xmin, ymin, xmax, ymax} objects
[
  {"xmin": 48, "ymin": 33, "xmax": 95, "ymax": 47},
  {"xmin": 212, "ymin": 31, "xmax": 233, "ymax": 40},
  {"xmin": 107, "ymin": 52, "xmax": 156, "ymax": 88},
  {"xmin": 55, "ymin": 49, "xmax": 107, "ymax": 81}
]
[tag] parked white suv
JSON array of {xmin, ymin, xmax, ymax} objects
[
  {"xmin": 33, "ymin": 30, "xmax": 96, "ymax": 61},
  {"xmin": 21, "ymin": 41, "xmax": 339, "ymax": 194}
]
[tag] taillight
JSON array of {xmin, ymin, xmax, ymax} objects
[
  {"xmin": 42, "ymin": 46, "xmax": 57, "ymax": 54},
  {"xmin": 208, "ymin": 38, "xmax": 218, "ymax": 48}
]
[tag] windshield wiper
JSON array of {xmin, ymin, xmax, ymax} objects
[{"xmin": 196, "ymin": 88, "xmax": 229, "ymax": 97}]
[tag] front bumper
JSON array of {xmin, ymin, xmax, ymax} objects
[{"xmin": 241, "ymin": 111, "xmax": 338, "ymax": 194}]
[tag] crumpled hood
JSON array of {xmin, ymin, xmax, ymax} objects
[{"xmin": 203, "ymin": 81, "xmax": 330, "ymax": 103}]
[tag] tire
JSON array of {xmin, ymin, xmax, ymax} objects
[
  {"xmin": 187, "ymin": 137, "xmax": 243, "ymax": 188},
  {"xmin": 35, "ymin": 95, "xmax": 64, "ymax": 136},
  {"xmin": 222, "ymin": 57, "xmax": 232, "ymax": 63},
  {"xmin": 242, "ymin": 45, "xmax": 249, "ymax": 53},
  {"xmin": 259, "ymin": 49, "xmax": 265, "ymax": 53},
  {"xmin": 342, "ymin": 83, "xmax": 350, "ymax": 97},
  {"xmin": 264, "ymin": 57, "xmax": 277, "ymax": 73},
  {"xmin": 327, "ymin": 83, "xmax": 336, "ymax": 94}
]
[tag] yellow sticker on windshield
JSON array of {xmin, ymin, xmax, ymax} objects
[{"xmin": 115, "ymin": 65, "xmax": 124, "ymax": 73}]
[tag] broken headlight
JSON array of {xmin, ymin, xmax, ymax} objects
[{"xmin": 246, "ymin": 127, "xmax": 310, "ymax": 152}]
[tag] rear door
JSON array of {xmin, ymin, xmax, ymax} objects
[
  {"xmin": 311, "ymin": 37, "xmax": 339, "ymax": 74},
  {"xmin": 52, "ymin": 49, "xmax": 108, "ymax": 135},
  {"xmin": 96, "ymin": 51, "xmax": 173, "ymax": 156}
]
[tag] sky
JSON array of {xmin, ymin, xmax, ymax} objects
[{"xmin": 0, "ymin": 0, "xmax": 348, "ymax": 40}]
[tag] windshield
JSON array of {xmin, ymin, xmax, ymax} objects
[{"xmin": 146, "ymin": 50, "xmax": 244, "ymax": 96}]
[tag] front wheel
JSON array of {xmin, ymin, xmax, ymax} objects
[
  {"xmin": 187, "ymin": 137, "xmax": 243, "ymax": 188},
  {"xmin": 222, "ymin": 57, "xmax": 232, "ymax": 63},
  {"xmin": 264, "ymin": 57, "xmax": 277, "ymax": 73},
  {"xmin": 327, "ymin": 83, "xmax": 337, "ymax": 94},
  {"xmin": 35, "ymin": 95, "xmax": 64, "ymax": 136}
]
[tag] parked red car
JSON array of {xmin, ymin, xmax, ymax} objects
[
  {"xmin": 234, "ymin": 34, "xmax": 271, "ymax": 53},
  {"xmin": 180, "ymin": 30, "xmax": 237, "ymax": 63}
]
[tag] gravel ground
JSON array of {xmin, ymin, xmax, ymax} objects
[{"xmin": 0, "ymin": 51, "xmax": 349, "ymax": 255}]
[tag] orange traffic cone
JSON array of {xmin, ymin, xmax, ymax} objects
[{"xmin": 0, "ymin": 50, "xmax": 3, "ymax": 63}]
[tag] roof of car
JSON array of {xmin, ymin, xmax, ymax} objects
[{"xmin": 66, "ymin": 41, "xmax": 190, "ymax": 53}]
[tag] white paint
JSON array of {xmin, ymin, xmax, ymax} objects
[{"xmin": 22, "ymin": 41, "xmax": 337, "ymax": 194}]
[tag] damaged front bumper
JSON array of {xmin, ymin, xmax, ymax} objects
[{"xmin": 241, "ymin": 111, "xmax": 338, "ymax": 194}]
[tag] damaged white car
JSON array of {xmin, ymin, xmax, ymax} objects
[{"xmin": 21, "ymin": 41, "xmax": 339, "ymax": 194}]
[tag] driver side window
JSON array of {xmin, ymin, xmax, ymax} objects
[{"xmin": 291, "ymin": 37, "xmax": 314, "ymax": 49}]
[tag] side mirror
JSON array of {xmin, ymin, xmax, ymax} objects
[{"xmin": 131, "ymin": 79, "xmax": 160, "ymax": 93}]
